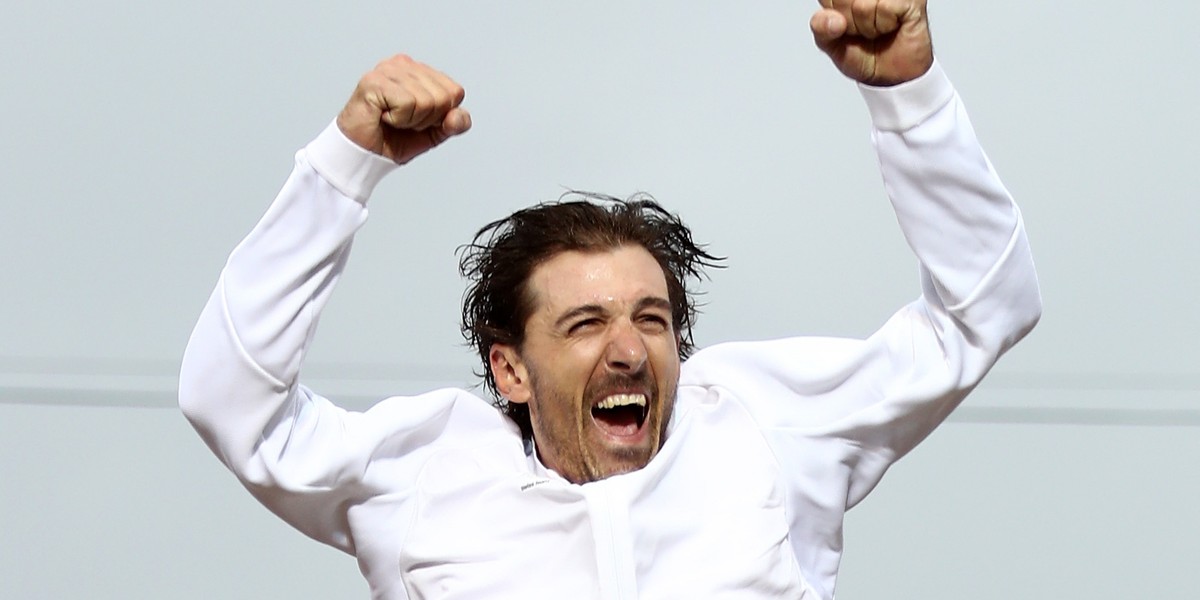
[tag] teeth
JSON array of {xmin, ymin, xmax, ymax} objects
[{"xmin": 595, "ymin": 394, "xmax": 647, "ymax": 410}]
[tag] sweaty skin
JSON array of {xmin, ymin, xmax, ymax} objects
[{"xmin": 490, "ymin": 246, "xmax": 680, "ymax": 483}]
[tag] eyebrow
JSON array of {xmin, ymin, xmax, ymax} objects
[
  {"xmin": 635, "ymin": 296, "xmax": 673, "ymax": 315},
  {"xmin": 553, "ymin": 296, "xmax": 672, "ymax": 330}
]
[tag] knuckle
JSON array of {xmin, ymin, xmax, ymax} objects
[
  {"xmin": 412, "ymin": 101, "xmax": 434, "ymax": 119},
  {"xmin": 359, "ymin": 71, "xmax": 385, "ymax": 92},
  {"xmin": 388, "ymin": 95, "xmax": 417, "ymax": 120}
]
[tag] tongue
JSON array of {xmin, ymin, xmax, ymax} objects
[{"xmin": 592, "ymin": 405, "xmax": 642, "ymax": 437}]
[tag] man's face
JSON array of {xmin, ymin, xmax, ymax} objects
[{"xmin": 490, "ymin": 245, "xmax": 681, "ymax": 484}]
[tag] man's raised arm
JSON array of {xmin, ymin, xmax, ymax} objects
[
  {"xmin": 808, "ymin": 0, "xmax": 1041, "ymax": 447},
  {"xmin": 803, "ymin": 0, "xmax": 1041, "ymax": 453},
  {"xmin": 688, "ymin": 0, "xmax": 1039, "ymax": 506},
  {"xmin": 178, "ymin": 57, "xmax": 472, "ymax": 550}
]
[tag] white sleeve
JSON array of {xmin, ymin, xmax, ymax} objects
[
  {"xmin": 680, "ymin": 61, "xmax": 1042, "ymax": 508},
  {"xmin": 177, "ymin": 123, "xmax": 495, "ymax": 553}
]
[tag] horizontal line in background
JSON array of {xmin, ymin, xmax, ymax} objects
[
  {"xmin": 1, "ymin": 387, "xmax": 172, "ymax": 409},
  {"xmin": 949, "ymin": 407, "xmax": 1200, "ymax": 427},
  {"xmin": 3, "ymin": 387, "xmax": 1198, "ymax": 428},
  {"xmin": 1, "ymin": 357, "xmax": 1196, "ymax": 390},
  {"xmin": 1, "ymin": 357, "xmax": 1196, "ymax": 427},
  {"xmin": 0, "ymin": 385, "xmax": 409, "ymax": 414},
  {"xmin": 985, "ymin": 371, "xmax": 1200, "ymax": 392},
  {"xmin": 0, "ymin": 356, "xmax": 473, "ymax": 382}
]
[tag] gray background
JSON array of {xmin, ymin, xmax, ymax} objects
[{"xmin": 2, "ymin": 1, "xmax": 1197, "ymax": 598}]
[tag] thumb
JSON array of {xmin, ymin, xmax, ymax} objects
[
  {"xmin": 442, "ymin": 107, "xmax": 472, "ymax": 137},
  {"xmin": 809, "ymin": 9, "xmax": 847, "ymax": 52},
  {"xmin": 425, "ymin": 107, "xmax": 472, "ymax": 149}
]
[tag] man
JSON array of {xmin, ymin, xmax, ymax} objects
[{"xmin": 180, "ymin": 1, "xmax": 1041, "ymax": 598}]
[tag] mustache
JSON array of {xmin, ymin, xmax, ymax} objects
[{"xmin": 585, "ymin": 372, "xmax": 654, "ymax": 404}]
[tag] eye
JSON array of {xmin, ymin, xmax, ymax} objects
[
  {"xmin": 568, "ymin": 318, "xmax": 602, "ymax": 335},
  {"xmin": 637, "ymin": 313, "xmax": 670, "ymax": 332}
]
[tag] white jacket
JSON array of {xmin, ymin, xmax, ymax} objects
[{"xmin": 180, "ymin": 61, "xmax": 1041, "ymax": 599}]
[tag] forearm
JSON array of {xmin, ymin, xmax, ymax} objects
[
  {"xmin": 179, "ymin": 122, "xmax": 393, "ymax": 472},
  {"xmin": 862, "ymin": 61, "xmax": 1041, "ymax": 355}
]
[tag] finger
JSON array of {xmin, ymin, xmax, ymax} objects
[
  {"xmin": 389, "ymin": 59, "xmax": 464, "ymax": 131},
  {"xmin": 851, "ymin": 0, "xmax": 881, "ymax": 39},
  {"xmin": 368, "ymin": 55, "xmax": 443, "ymax": 131},
  {"xmin": 873, "ymin": 0, "xmax": 904, "ymax": 35},
  {"xmin": 378, "ymin": 75, "xmax": 436, "ymax": 131},
  {"xmin": 400, "ymin": 69, "xmax": 449, "ymax": 131},
  {"xmin": 424, "ymin": 66, "xmax": 466, "ymax": 109},
  {"xmin": 868, "ymin": 0, "xmax": 913, "ymax": 38},
  {"xmin": 826, "ymin": 0, "xmax": 859, "ymax": 36},
  {"xmin": 831, "ymin": 0, "xmax": 910, "ymax": 38},
  {"xmin": 418, "ymin": 70, "xmax": 467, "ymax": 131}
]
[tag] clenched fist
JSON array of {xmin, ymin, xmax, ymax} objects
[
  {"xmin": 810, "ymin": 0, "xmax": 934, "ymax": 86},
  {"xmin": 336, "ymin": 54, "xmax": 472, "ymax": 165}
]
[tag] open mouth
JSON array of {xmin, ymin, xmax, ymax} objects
[{"xmin": 590, "ymin": 393, "xmax": 648, "ymax": 438}]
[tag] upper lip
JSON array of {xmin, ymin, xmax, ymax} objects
[
  {"xmin": 590, "ymin": 388, "xmax": 651, "ymax": 408},
  {"xmin": 594, "ymin": 392, "xmax": 648, "ymax": 410}
]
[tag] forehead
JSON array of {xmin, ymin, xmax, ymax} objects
[{"xmin": 527, "ymin": 246, "xmax": 669, "ymax": 314}]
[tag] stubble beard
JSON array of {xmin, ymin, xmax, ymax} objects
[{"xmin": 529, "ymin": 370, "xmax": 677, "ymax": 484}]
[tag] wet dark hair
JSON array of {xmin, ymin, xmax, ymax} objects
[{"xmin": 457, "ymin": 191, "xmax": 723, "ymax": 438}]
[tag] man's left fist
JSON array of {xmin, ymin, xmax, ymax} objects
[{"xmin": 810, "ymin": 0, "xmax": 934, "ymax": 86}]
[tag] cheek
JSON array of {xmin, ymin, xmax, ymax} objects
[
  {"xmin": 655, "ymin": 333, "xmax": 681, "ymax": 367},
  {"xmin": 528, "ymin": 361, "xmax": 588, "ymax": 421},
  {"xmin": 651, "ymin": 343, "xmax": 681, "ymax": 387}
]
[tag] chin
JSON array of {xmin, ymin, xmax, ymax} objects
[{"xmin": 586, "ymin": 446, "xmax": 657, "ymax": 482}]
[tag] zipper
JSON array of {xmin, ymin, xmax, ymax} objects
[{"xmin": 586, "ymin": 479, "xmax": 638, "ymax": 599}]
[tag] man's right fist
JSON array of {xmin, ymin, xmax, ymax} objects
[{"xmin": 336, "ymin": 54, "xmax": 472, "ymax": 165}]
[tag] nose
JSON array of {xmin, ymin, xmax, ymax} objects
[{"xmin": 605, "ymin": 322, "xmax": 648, "ymax": 374}]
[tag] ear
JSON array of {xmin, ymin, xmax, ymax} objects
[{"xmin": 489, "ymin": 343, "xmax": 532, "ymax": 404}]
